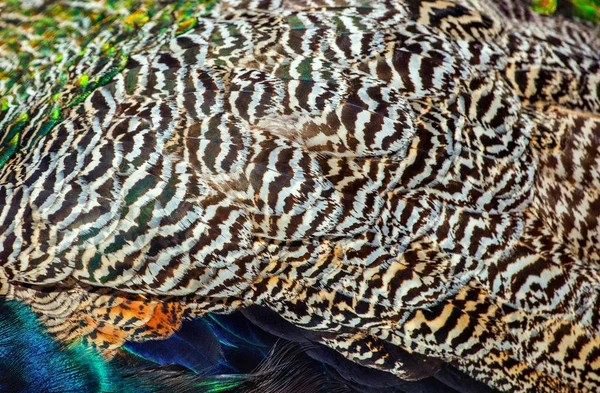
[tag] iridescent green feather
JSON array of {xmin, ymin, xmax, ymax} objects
[
  {"xmin": 0, "ymin": 0, "xmax": 217, "ymax": 170},
  {"xmin": 531, "ymin": 0, "xmax": 600, "ymax": 23}
]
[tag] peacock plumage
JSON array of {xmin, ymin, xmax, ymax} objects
[{"xmin": 0, "ymin": 0, "xmax": 599, "ymax": 392}]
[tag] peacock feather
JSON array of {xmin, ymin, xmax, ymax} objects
[
  {"xmin": 1, "ymin": 0, "xmax": 600, "ymax": 392},
  {"xmin": 531, "ymin": 0, "xmax": 600, "ymax": 23}
]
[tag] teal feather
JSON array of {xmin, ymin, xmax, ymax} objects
[
  {"xmin": 0, "ymin": 299, "xmax": 248, "ymax": 393},
  {"xmin": 0, "ymin": 300, "xmax": 141, "ymax": 393}
]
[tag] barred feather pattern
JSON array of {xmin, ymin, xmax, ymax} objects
[{"xmin": 1, "ymin": 0, "xmax": 600, "ymax": 392}]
